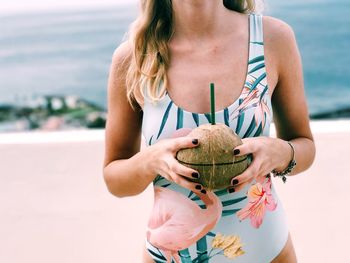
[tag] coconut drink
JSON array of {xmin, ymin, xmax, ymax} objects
[{"xmin": 175, "ymin": 83, "xmax": 250, "ymax": 190}]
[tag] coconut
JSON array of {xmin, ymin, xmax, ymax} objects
[{"xmin": 176, "ymin": 123, "xmax": 250, "ymax": 190}]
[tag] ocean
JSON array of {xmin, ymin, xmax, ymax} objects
[{"xmin": 0, "ymin": 0, "xmax": 349, "ymax": 116}]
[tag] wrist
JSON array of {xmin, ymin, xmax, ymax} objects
[
  {"xmin": 138, "ymin": 147, "xmax": 158, "ymax": 182},
  {"xmin": 274, "ymin": 139, "xmax": 294, "ymax": 172},
  {"xmin": 271, "ymin": 139, "xmax": 297, "ymax": 183}
]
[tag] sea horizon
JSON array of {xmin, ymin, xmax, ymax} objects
[{"xmin": 1, "ymin": 0, "xmax": 349, "ymax": 118}]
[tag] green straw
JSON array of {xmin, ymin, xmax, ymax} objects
[{"xmin": 210, "ymin": 83, "xmax": 215, "ymax": 125}]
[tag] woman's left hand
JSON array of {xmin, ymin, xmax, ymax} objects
[{"xmin": 228, "ymin": 136, "xmax": 293, "ymax": 193}]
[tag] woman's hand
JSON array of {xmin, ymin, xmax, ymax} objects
[
  {"xmin": 228, "ymin": 136, "xmax": 293, "ymax": 193},
  {"xmin": 144, "ymin": 133, "xmax": 207, "ymax": 194}
]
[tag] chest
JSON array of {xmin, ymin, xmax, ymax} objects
[{"xmin": 166, "ymin": 39, "xmax": 249, "ymax": 114}]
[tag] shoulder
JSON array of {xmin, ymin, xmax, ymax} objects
[
  {"xmin": 262, "ymin": 15, "xmax": 296, "ymax": 44},
  {"xmin": 261, "ymin": 15, "xmax": 299, "ymax": 60},
  {"xmin": 261, "ymin": 15, "xmax": 301, "ymax": 77},
  {"xmin": 111, "ymin": 40, "xmax": 132, "ymax": 73},
  {"xmin": 108, "ymin": 40, "xmax": 143, "ymax": 110}
]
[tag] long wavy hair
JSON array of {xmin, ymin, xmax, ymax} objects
[{"xmin": 125, "ymin": 0, "xmax": 256, "ymax": 110}]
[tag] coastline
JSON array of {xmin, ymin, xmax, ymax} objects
[
  {"xmin": 0, "ymin": 119, "xmax": 349, "ymax": 144},
  {"xmin": 1, "ymin": 93, "xmax": 350, "ymax": 133}
]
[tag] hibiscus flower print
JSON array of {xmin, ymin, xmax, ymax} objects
[
  {"xmin": 231, "ymin": 88, "xmax": 270, "ymax": 127},
  {"xmin": 236, "ymin": 176, "xmax": 277, "ymax": 228}
]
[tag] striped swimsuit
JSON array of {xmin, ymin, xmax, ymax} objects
[{"xmin": 141, "ymin": 14, "xmax": 289, "ymax": 263}]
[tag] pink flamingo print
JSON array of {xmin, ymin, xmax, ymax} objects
[{"xmin": 147, "ymin": 186, "xmax": 223, "ymax": 263}]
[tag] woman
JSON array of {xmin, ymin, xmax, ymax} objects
[{"xmin": 103, "ymin": 0, "xmax": 316, "ymax": 262}]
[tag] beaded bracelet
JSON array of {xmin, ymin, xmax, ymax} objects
[{"xmin": 271, "ymin": 141, "xmax": 297, "ymax": 183}]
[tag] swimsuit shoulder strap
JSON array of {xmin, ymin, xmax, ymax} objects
[
  {"xmin": 248, "ymin": 13, "xmax": 265, "ymax": 61},
  {"xmin": 249, "ymin": 13, "xmax": 264, "ymax": 44},
  {"xmin": 248, "ymin": 13, "xmax": 266, "ymax": 82}
]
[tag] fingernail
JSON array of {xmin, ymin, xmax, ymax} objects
[
  {"xmin": 200, "ymin": 189, "xmax": 207, "ymax": 194},
  {"xmin": 228, "ymin": 188, "xmax": 235, "ymax": 193},
  {"xmin": 231, "ymin": 179, "xmax": 239, "ymax": 185},
  {"xmin": 192, "ymin": 172, "xmax": 200, "ymax": 179},
  {"xmin": 195, "ymin": 184, "xmax": 202, "ymax": 190},
  {"xmin": 192, "ymin": 139, "xmax": 198, "ymax": 145},
  {"xmin": 233, "ymin": 149, "xmax": 240, "ymax": 155}
]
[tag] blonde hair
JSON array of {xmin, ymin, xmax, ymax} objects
[{"xmin": 125, "ymin": 0, "xmax": 256, "ymax": 110}]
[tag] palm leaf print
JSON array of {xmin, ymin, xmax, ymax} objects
[
  {"xmin": 153, "ymin": 175, "xmax": 171, "ymax": 188},
  {"xmin": 252, "ymin": 86, "xmax": 270, "ymax": 128},
  {"xmin": 222, "ymin": 196, "xmax": 247, "ymax": 207},
  {"xmin": 259, "ymin": 85, "xmax": 268, "ymax": 100},
  {"xmin": 192, "ymin": 113, "xmax": 199, "ymax": 126},
  {"xmin": 156, "ymin": 101, "xmax": 173, "ymax": 139},
  {"xmin": 147, "ymin": 248, "xmax": 167, "ymax": 262},
  {"xmin": 195, "ymin": 236, "xmax": 209, "ymax": 262},
  {"xmin": 249, "ymin": 72, "xmax": 266, "ymax": 92},
  {"xmin": 192, "ymin": 191, "xmax": 248, "ymax": 219},
  {"xmin": 191, "ymin": 188, "xmax": 225, "ymax": 202},
  {"xmin": 243, "ymin": 116, "xmax": 257, "ymax": 138},
  {"xmin": 153, "ymin": 175, "xmax": 163, "ymax": 184},
  {"xmin": 148, "ymin": 135, "xmax": 154, "ymax": 146},
  {"xmin": 230, "ymin": 89, "xmax": 259, "ymax": 120},
  {"xmin": 235, "ymin": 98, "xmax": 245, "ymax": 134},
  {"xmin": 223, "ymin": 108, "xmax": 230, "ymax": 126},
  {"xmin": 253, "ymin": 122, "xmax": 263, "ymax": 137},
  {"xmin": 176, "ymin": 107, "xmax": 184, "ymax": 129},
  {"xmin": 248, "ymin": 55, "xmax": 264, "ymax": 65},
  {"xmin": 248, "ymin": 62, "xmax": 265, "ymax": 74},
  {"xmin": 187, "ymin": 191, "xmax": 195, "ymax": 199},
  {"xmin": 214, "ymin": 188, "xmax": 230, "ymax": 197},
  {"xmin": 178, "ymin": 249, "xmax": 192, "ymax": 263},
  {"xmin": 254, "ymin": 100, "xmax": 270, "ymax": 129},
  {"xmin": 207, "ymin": 231, "xmax": 216, "ymax": 237},
  {"xmin": 204, "ymin": 113, "xmax": 212, "ymax": 123},
  {"xmin": 221, "ymin": 196, "xmax": 247, "ymax": 216}
]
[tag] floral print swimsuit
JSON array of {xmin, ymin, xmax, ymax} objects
[{"xmin": 141, "ymin": 14, "xmax": 289, "ymax": 263}]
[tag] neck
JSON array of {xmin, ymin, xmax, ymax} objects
[{"xmin": 171, "ymin": 0, "xmax": 234, "ymax": 41}]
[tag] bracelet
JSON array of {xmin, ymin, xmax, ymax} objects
[{"xmin": 271, "ymin": 141, "xmax": 297, "ymax": 183}]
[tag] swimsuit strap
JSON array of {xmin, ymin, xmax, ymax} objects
[
  {"xmin": 247, "ymin": 13, "xmax": 267, "ymax": 87},
  {"xmin": 249, "ymin": 13, "xmax": 264, "ymax": 44},
  {"xmin": 248, "ymin": 13, "xmax": 265, "ymax": 63}
]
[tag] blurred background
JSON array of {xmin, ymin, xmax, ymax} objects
[
  {"xmin": 0, "ymin": 0, "xmax": 349, "ymax": 132},
  {"xmin": 1, "ymin": 1, "xmax": 349, "ymax": 263}
]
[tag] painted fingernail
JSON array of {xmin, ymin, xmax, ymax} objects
[
  {"xmin": 228, "ymin": 188, "xmax": 235, "ymax": 193},
  {"xmin": 195, "ymin": 184, "xmax": 202, "ymax": 190},
  {"xmin": 192, "ymin": 139, "xmax": 198, "ymax": 145},
  {"xmin": 201, "ymin": 189, "xmax": 207, "ymax": 194},
  {"xmin": 231, "ymin": 179, "xmax": 239, "ymax": 185},
  {"xmin": 233, "ymin": 149, "xmax": 240, "ymax": 155},
  {"xmin": 192, "ymin": 172, "xmax": 200, "ymax": 179}
]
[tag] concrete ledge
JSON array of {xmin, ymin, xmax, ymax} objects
[{"xmin": 0, "ymin": 120, "xmax": 349, "ymax": 262}]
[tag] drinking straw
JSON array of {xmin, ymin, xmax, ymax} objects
[{"xmin": 210, "ymin": 83, "xmax": 215, "ymax": 125}]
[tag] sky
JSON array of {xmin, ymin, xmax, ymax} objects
[{"xmin": 0, "ymin": 0, "xmax": 137, "ymax": 14}]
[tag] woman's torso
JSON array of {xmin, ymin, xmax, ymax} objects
[{"xmin": 141, "ymin": 13, "xmax": 289, "ymax": 263}]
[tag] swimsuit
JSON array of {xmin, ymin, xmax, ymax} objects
[{"xmin": 141, "ymin": 13, "xmax": 289, "ymax": 263}]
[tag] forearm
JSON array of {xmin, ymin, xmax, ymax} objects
[
  {"xmin": 103, "ymin": 149, "xmax": 156, "ymax": 198},
  {"xmin": 275, "ymin": 136, "xmax": 316, "ymax": 176}
]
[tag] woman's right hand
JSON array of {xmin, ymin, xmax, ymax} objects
[{"xmin": 143, "ymin": 134, "xmax": 207, "ymax": 194}]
